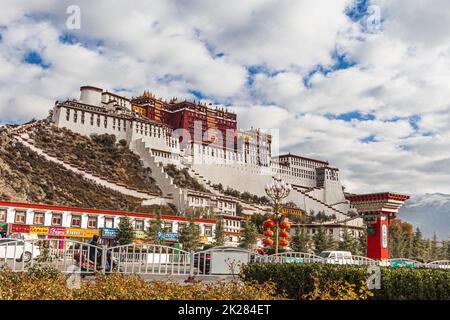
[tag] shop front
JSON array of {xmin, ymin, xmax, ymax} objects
[{"xmin": 65, "ymin": 227, "xmax": 101, "ymax": 243}]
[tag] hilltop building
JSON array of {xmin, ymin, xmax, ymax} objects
[{"xmin": 51, "ymin": 85, "xmax": 364, "ymax": 242}]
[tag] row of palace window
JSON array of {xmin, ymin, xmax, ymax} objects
[
  {"xmin": 66, "ymin": 109, "xmax": 129, "ymax": 132},
  {"xmin": 0, "ymin": 210, "xmax": 213, "ymax": 235}
]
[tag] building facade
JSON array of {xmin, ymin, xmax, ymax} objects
[
  {"xmin": 0, "ymin": 201, "xmax": 216, "ymax": 247},
  {"xmin": 51, "ymin": 85, "xmax": 362, "ymax": 228}
]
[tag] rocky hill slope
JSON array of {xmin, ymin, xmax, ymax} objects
[
  {"xmin": 0, "ymin": 124, "xmax": 174, "ymax": 214},
  {"xmin": 29, "ymin": 122, "xmax": 161, "ymax": 195}
]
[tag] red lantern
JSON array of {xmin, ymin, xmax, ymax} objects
[
  {"xmin": 263, "ymin": 238, "xmax": 273, "ymax": 246},
  {"xmin": 280, "ymin": 231, "xmax": 289, "ymax": 238},
  {"xmin": 279, "ymin": 221, "xmax": 290, "ymax": 229},
  {"xmin": 263, "ymin": 219, "xmax": 275, "ymax": 229},
  {"xmin": 263, "ymin": 229, "xmax": 274, "ymax": 237},
  {"xmin": 279, "ymin": 239, "xmax": 289, "ymax": 247}
]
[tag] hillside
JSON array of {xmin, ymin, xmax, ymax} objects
[
  {"xmin": 0, "ymin": 125, "xmax": 174, "ymax": 214},
  {"xmin": 29, "ymin": 122, "xmax": 161, "ymax": 195}
]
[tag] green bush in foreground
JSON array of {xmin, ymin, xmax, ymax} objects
[
  {"xmin": 240, "ymin": 263, "xmax": 450, "ymax": 300},
  {"xmin": 0, "ymin": 266, "xmax": 280, "ymax": 300}
]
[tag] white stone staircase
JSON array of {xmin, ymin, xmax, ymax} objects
[
  {"xmin": 291, "ymin": 185, "xmax": 350, "ymax": 221},
  {"xmin": 132, "ymin": 139, "xmax": 185, "ymax": 209}
]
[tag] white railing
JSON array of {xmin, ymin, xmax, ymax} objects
[{"xmin": 0, "ymin": 239, "xmax": 449, "ymax": 276}]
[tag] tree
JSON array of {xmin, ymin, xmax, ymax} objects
[
  {"xmin": 291, "ymin": 227, "xmax": 310, "ymax": 252},
  {"xmin": 251, "ymin": 213, "xmax": 270, "ymax": 234},
  {"xmin": 338, "ymin": 228, "xmax": 358, "ymax": 253},
  {"xmin": 240, "ymin": 220, "xmax": 258, "ymax": 250},
  {"xmin": 357, "ymin": 230, "xmax": 367, "ymax": 256},
  {"xmin": 312, "ymin": 226, "xmax": 332, "ymax": 254},
  {"xmin": 411, "ymin": 227, "xmax": 427, "ymax": 261},
  {"xmin": 147, "ymin": 209, "xmax": 164, "ymax": 245},
  {"xmin": 213, "ymin": 217, "xmax": 225, "ymax": 246},
  {"xmin": 117, "ymin": 216, "xmax": 134, "ymax": 245},
  {"xmin": 178, "ymin": 217, "xmax": 200, "ymax": 252},
  {"xmin": 430, "ymin": 232, "xmax": 439, "ymax": 261}
]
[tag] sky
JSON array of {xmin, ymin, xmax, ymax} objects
[{"xmin": 0, "ymin": 0, "xmax": 450, "ymax": 195}]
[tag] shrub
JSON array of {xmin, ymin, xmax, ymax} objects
[
  {"xmin": 0, "ymin": 266, "xmax": 281, "ymax": 300},
  {"xmin": 241, "ymin": 263, "xmax": 450, "ymax": 300}
]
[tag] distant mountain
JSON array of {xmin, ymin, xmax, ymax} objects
[{"xmin": 398, "ymin": 193, "xmax": 450, "ymax": 240}]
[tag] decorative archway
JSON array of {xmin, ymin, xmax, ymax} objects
[{"xmin": 346, "ymin": 192, "xmax": 410, "ymax": 260}]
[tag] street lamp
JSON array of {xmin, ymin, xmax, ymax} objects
[{"xmin": 264, "ymin": 178, "xmax": 292, "ymax": 254}]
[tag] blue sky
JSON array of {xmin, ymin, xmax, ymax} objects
[{"xmin": 0, "ymin": 0, "xmax": 450, "ymax": 195}]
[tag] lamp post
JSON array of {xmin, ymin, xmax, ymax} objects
[{"xmin": 265, "ymin": 178, "xmax": 292, "ymax": 254}]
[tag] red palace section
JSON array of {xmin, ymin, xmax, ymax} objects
[{"xmin": 131, "ymin": 92, "xmax": 237, "ymax": 148}]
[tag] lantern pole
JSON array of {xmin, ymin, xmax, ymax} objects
[{"xmin": 265, "ymin": 178, "xmax": 291, "ymax": 255}]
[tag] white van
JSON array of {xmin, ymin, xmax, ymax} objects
[{"xmin": 319, "ymin": 251, "xmax": 353, "ymax": 264}]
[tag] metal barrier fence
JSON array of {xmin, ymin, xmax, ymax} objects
[{"xmin": 0, "ymin": 239, "xmax": 449, "ymax": 275}]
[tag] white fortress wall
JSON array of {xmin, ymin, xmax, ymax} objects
[{"xmin": 53, "ymin": 104, "xmax": 128, "ymax": 141}]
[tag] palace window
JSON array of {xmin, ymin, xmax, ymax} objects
[
  {"xmin": 90, "ymin": 115, "xmax": 94, "ymax": 126},
  {"xmin": 73, "ymin": 111, "xmax": 78, "ymax": 123},
  {"xmin": 81, "ymin": 112, "xmax": 85, "ymax": 124},
  {"xmin": 104, "ymin": 217, "xmax": 114, "ymax": 229},
  {"xmin": 135, "ymin": 219, "xmax": 144, "ymax": 231},
  {"xmin": 15, "ymin": 211, "xmax": 26, "ymax": 224},
  {"xmin": 0, "ymin": 209, "xmax": 7, "ymax": 223},
  {"xmin": 204, "ymin": 225, "xmax": 212, "ymax": 237},
  {"xmin": 164, "ymin": 222, "xmax": 172, "ymax": 233},
  {"xmin": 51, "ymin": 213, "xmax": 62, "ymax": 226},
  {"xmin": 66, "ymin": 109, "xmax": 70, "ymax": 121},
  {"xmin": 33, "ymin": 212, "xmax": 45, "ymax": 225},
  {"xmin": 104, "ymin": 119, "xmax": 108, "ymax": 128},
  {"xmin": 97, "ymin": 116, "xmax": 100, "ymax": 127},
  {"xmin": 88, "ymin": 216, "xmax": 98, "ymax": 229},
  {"xmin": 71, "ymin": 215, "xmax": 81, "ymax": 228}
]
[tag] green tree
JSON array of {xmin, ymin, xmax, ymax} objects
[
  {"xmin": 240, "ymin": 220, "xmax": 258, "ymax": 250},
  {"xmin": 147, "ymin": 209, "xmax": 164, "ymax": 245},
  {"xmin": 411, "ymin": 227, "xmax": 427, "ymax": 261},
  {"xmin": 338, "ymin": 228, "xmax": 358, "ymax": 253},
  {"xmin": 178, "ymin": 217, "xmax": 200, "ymax": 252},
  {"xmin": 430, "ymin": 232, "xmax": 439, "ymax": 261},
  {"xmin": 291, "ymin": 227, "xmax": 310, "ymax": 252},
  {"xmin": 312, "ymin": 226, "xmax": 333, "ymax": 254},
  {"xmin": 213, "ymin": 217, "xmax": 225, "ymax": 246},
  {"xmin": 357, "ymin": 230, "xmax": 367, "ymax": 256},
  {"xmin": 117, "ymin": 216, "xmax": 134, "ymax": 245}
]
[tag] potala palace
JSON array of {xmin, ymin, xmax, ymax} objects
[{"xmin": 49, "ymin": 85, "xmax": 364, "ymax": 238}]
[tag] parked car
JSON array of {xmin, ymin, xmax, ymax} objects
[
  {"xmin": 319, "ymin": 251, "xmax": 353, "ymax": 264},
  {"xmin": 193, "ymin": 253, "xmax": 211, "ymax": 274},
  {"xmin": 0, "ymin": 238, "xmax": 41, "ymax": 262}
]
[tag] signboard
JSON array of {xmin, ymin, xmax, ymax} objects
[
  {"xmin": 157, "ymin": 231, "xmax": 178, "ymax": 240},
  {"xmin": 10, "ymin": 224, "xmax": 30, "ymax": 234},
  {"xmin": 48, "ymin": 227, "xmax": 65, "ymax": 236},
  {"xmin": 133, "ymin": 230, "xmax": 147, "ymax": 239},
  {"xmin": 66, "ymin": 227, "xmax": 101, "ymax": 239},
  {"xmin": 164, "ymin": 232, "xmax": 178, "ymax": 240},
  {"xmin": 101, "ymin": 228, "xmax": 119, "ymax": 239},
  {"xmin": 198, "ymin": 236, "xmax": 209, "ymax": 242},
  {"xmin": 30, "ymin": 226, "xmax": 49, "ymax": 235},
  {"xmin": 381, "ymin": 224, "xmax": 388, "ymax": 248}
]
